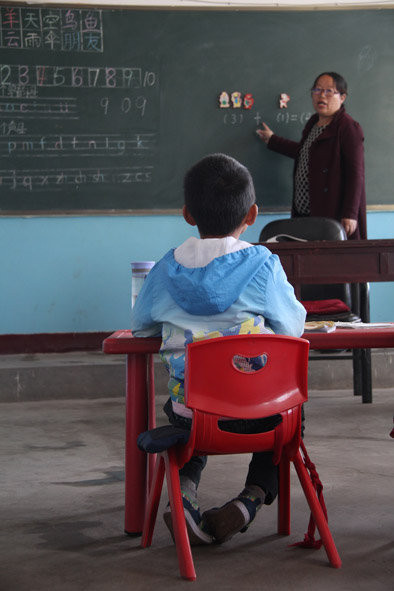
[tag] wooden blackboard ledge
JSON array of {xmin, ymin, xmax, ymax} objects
[
  {"xmin": 367, "ymin": 205, "xmax": 394, "ymax": 211},
  {"xmin": 1, "ymin": 205, "xmax": 393, "ymax": 217},
  {"xmin": 0, "ymin": 209, "xmax": 183, "ymax": 217}
]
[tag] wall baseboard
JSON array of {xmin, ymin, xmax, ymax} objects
[{"xmin": 0, "ymin": 332, "xmax": 112, "ymax": 355}]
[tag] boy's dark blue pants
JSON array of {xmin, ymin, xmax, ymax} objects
[{"xmin": 163, "ymin": 398, "xmax": 283, "ymax": 505}]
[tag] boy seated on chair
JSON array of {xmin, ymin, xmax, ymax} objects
[{"xmin": 131, "ymin": 153, "xmax": 306, "ymax": 545}]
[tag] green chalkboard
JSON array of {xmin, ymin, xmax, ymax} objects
[{"xmin": 0, "ymin": 5, "xmax": 393, "ymax": 213}]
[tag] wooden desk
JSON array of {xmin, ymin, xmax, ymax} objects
[
  {"xmin": 102, "ymin": 326, "xmax": 394, "ymax": 535},
  {"xmin": 261, "ymin": 239, "xmax": 394, "ymax": 292}
]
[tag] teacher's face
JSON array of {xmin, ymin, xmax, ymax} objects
[{"xmin": 311, "ymin": 75, "xmax": 346, "ymax": 120}]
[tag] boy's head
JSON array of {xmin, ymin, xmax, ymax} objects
[{"xmin": 183, "ymin": 153, "xmax": 257, "ymax": 238}]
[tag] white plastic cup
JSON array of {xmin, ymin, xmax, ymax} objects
[{"xmin": 131, "ymin": 261, "xmax": 155, "ymax": 307}]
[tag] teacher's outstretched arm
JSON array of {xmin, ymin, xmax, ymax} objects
[{"xmin": 256, "ymin": 122, "xmax": 299, "ymax": 159}]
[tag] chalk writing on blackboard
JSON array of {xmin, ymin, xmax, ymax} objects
[
  {"xmin": 0, "ymin": 64, "xmax": 157, "ymax": 89},
  {"xmin": 0, "ymin": 6, "xmax": 103, "ymax": 52},
  {"xmin": 223, "ymin": 113, "xmax": 244, "ymax": 126},
  {"xmin": 0, "ymin": 133, "xmax": 157, "ymax": 157},
  {"xmin": 0, "ymin": 97, "xmax": 78, "ymax": 119},
  {"xmin": 276, "ymin": 111, "xmax": 312, "ymax": 125},
  {"xmin": 0, "ymin": 166, "xmax": 154, "ymax": 192},
  {"xmin": 0, "ymin": 39, "xmax": 159, "ymax": 200}
]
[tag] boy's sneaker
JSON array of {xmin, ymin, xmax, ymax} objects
[
  {"xmin": 202, "ymin": 486, "xmax": 264, "ymax": 544},
  {"xmin": 163, "ymin": 492, "xmax": 213, "ymax": 545}
]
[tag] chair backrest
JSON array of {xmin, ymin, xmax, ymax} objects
[
  {"xmin": 259, "ymin": 217, "xmax": 350, "ymax": 304},
  {"xmin": 259, "ymin": 216, "xmax": 347, "ymax": 243},
  {"xmin": 182, "ymin": 334, "xmax": 309, "ymax": 458}
]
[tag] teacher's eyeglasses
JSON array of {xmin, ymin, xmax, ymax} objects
[{"xmin": 311, "ymin": 87, "xmax": 340, "ymax": 97}]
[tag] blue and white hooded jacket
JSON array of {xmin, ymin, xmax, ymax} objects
[{"xmin": 131, "ymin": 236, "xmax": 306, "ymax": 418}]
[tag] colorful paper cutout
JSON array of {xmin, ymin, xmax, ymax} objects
[
  {"xmin": 219, "ymin": 91, "xmax": 230, "ymax": 108},
  {"xmin": 243, "ymin": 93, "xmax": 254, "ymax": 109},
  {"xmin": 231, "ymin": 92, "xmax": 242, "ymax": 108},
  {"xmin": 279, "ymin": 93, "xmax": 290, "ymax": 109},
  {"xmin": 218, "ymin": 92, "xmax": 255, "ymax": 110}
]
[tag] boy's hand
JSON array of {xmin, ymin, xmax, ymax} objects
[{"xmin": 256, "ymin": 122, "xmax": 274, "ymax": 144}]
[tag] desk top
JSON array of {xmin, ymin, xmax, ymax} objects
[
  {"xmin": 103, "ymin": 327, "xmax": 394, "ymax": 354},
  {"xmin": 260, "ymin": 239, "xmax": 394, "ymax": 285}
]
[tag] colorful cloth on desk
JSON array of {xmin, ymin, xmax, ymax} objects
[{"xmin": 302, "ymin": 298, "xmax": 350, "ymax": 315}]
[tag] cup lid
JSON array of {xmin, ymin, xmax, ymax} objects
[{"xmin": 131, "ymin": 261, "xmax": 155, "ymax": 269}]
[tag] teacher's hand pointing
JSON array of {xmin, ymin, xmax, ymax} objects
[{"xmin": 256, "ymin": 122, "xmax": 274, "ymax": 144}]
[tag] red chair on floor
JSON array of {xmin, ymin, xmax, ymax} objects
[{"xmin": 140, "ymin": 334, "xmax": 341, "ymax": 580}]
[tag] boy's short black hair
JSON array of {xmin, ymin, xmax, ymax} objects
[{"xmin": 183, "ymin": 153, "xmax": 256, "ymax": 237}]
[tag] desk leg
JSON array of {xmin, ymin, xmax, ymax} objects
[
  {"xmin": 125, "ymin": 353, "xmax": 149, "ymax": 535},
  {"xmin": 353, "ymin": 348, "xmax": 372, "ymax": 403},
  {"xmin": 147, "ymin": 354, "xmax": 157, "ymax": 491}
]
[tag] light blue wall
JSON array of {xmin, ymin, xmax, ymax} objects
[{"xmin": 1, "ymin": 211, "xmax": 393, "ymax": 334}]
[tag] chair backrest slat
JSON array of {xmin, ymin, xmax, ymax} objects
[{"xmin": 185, "ymin": 334, "xmax": 309, "ymax": 420}]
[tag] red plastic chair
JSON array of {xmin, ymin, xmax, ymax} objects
[{"xmin": 140, "ymin": 334, "xmax": 341, "ymax": 580}]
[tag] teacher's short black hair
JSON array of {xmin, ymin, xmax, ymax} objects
[
  {"xmin": 183, "ymin": 153, "xmax": 256, "ymax": 237},
  {"xmin": 312, "ymin": 72, "xmax": 348, "ymax": 95}
]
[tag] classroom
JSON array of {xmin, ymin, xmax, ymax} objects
[{"xmin": 0, "ymin": 1, "xmax": 393, "ymax": 589}]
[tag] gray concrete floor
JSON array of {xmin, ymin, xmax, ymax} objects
[{"xmin": 1, "ymin": 389, "xmax": 393, "ymax": 590}]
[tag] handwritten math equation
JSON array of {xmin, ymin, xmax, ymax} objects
[
  {"xmin": 0, "ymin": 6, "xmax": 103, "ymax": 53},
  {"xmin": 0, "ymin": 166, "xmax": 153, "ymax": 192},
  {"xmin": 222, "ymin": 110, "xmax": 312, "ymax": 128},
  {"xmin": 275, "ymin": 111, "xmax": 312, "ymax": 125}
]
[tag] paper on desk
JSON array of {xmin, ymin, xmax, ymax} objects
[
  {"xmin": 304, "ymin": 321, "xmax": 336, "ymax": 333},
  {"xmin": 335, "ymin": 322, "xmax": 394, "ymax": 329}
]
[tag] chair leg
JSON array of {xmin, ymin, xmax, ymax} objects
[
  {"xmin": 278, "ymin": 458, "xmax": 291, "ymax": 535},
  {"xmin": 353, "ymin": 348, "xmax": 372, "ymax": 403},
  {"xmin": 141, "ymin": 454, "xmax": 165, "ymax": 548},
  {"xmin": 164, "ymin": 450, "xmax": 196, "ymax": 581},
  {"xmin": 292, "ymin": 450, "xmax": 341, "ymax": 568}
]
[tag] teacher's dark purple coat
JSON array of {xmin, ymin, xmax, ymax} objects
[{"xmin": 267, "ymin": 106, "xmax": 367, "ymax": 239}]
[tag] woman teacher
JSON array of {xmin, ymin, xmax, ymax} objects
[{"xmin": 257, "ymin": 72, "xmax": 366, "ymax": 239}]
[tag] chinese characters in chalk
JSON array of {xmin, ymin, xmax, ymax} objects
[{"xmin": 0, "ymin": 6, "xmax": 103, "ymax": 52}]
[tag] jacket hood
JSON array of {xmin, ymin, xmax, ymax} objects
[{"xmin": 161, "ymin": 245, "xmax": 271, "ymax": 315}]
